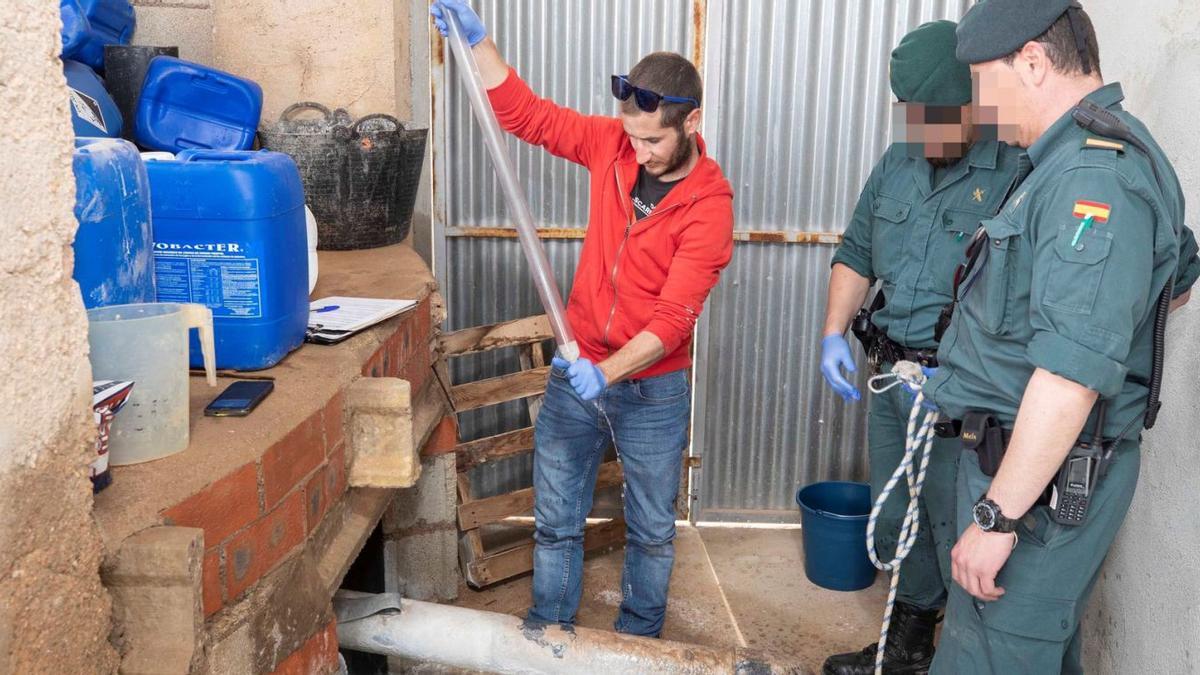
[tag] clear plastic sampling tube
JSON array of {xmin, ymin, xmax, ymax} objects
[{"xmin": 445, "ymin": 13, "xmax": 580, "ymax": 362}]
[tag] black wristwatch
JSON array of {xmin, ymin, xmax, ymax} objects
[{"xmin": 972, "ymin": 494, "xmax": 1019, "ymax": 534}]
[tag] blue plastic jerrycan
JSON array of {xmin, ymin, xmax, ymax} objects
[
  {"xmin": 135, "ymin": 57, "xmax": 263, "ymax": 153},
  {"xmin": 72, "ymin": 137, "xmax": 156, "ymax": 308},
  {"xmin": 65, "ymin": 60, "xmax": 122, "ymax": 138},
  {"xmin": 60, "ymin": 0, "xmax": 136, "ymax": 72},
  {"xmin": 148, "ymin": 150, "xmax": 309, "ymax": 371}
]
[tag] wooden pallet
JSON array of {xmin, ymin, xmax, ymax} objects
[{"xmin": 440, "ymin": 314, "xmax": 626, "ymax": 588}]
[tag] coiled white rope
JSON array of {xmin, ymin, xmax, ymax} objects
[{"xmin": 864, "ymin": 361, "xmax": 940, "ymax": 675}]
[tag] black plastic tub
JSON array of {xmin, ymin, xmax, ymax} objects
[{"xmin": 259, "ymin": 103, "xmax": 428, "ymax": 250}]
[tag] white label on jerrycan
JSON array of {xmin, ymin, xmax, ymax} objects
[{"xmin": 153, "ymin": 242, "xmax": 263, "ymax": 318}]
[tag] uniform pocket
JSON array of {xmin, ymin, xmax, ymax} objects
[
  {"xmin": 1043, "ymin": 223, "xmax": 1114, "ymax": 314},
  {"xmin": 967, "ymin": 218, "xmax": 1021, "ymax": 335},
  {"xmin": 925, "ymin": 209, "xmax": 988, "ymax": 294},
  {"xmin": 634, "ymin": 370, "xmax": 690, "ymax": 402},
  {"xmin": 871, "ymin": 194, "xmax": 914, "ymax": 280},
  {"xmin": 872, "ymin": 194, "xmax": 912, "ymax": 224},
  {"xmin": 1016, "ymin": 505, "xmax": 1062, "ymax": 549},
  {"xmin": 976, "ymin": 589, "xmax": 1077, "ymax": 643},
  {"xmin": 942, "ymin": 208, "xmax": 987, "ymax": 237}
]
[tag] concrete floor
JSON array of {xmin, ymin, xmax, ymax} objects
[{"xmin": 450, "ymin": 525, "xmax": 890, "ymax": 674}]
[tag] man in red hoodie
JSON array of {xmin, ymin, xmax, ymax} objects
[{"xmin": 432, "ymin": 1, "xmax": 734, "ymax": 637}]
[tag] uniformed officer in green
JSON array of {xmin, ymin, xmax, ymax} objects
[
  {"xmin": 819, "ymin": 21, "xmax": 1023, "ymax": 675},
  {"xmin": 924, "ymin": 2, "xmax": 1200, "ymax": 673}
]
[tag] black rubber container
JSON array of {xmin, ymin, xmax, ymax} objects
[
  {"xmin": 258, "ymin": 103, "xmax": 428, "ymax": 250},
  {"xmin": 103, "ymin": 45, "xmax": 179, "ymax": 143}
]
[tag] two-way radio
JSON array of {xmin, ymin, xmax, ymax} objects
[{"xmin": 1049, "ymin": 402, "xmax": 1108, "ymax": 526}]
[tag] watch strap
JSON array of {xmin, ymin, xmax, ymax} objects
[{"xmin": 975, "ymin": 494, "xmax": 1019, "ymax": 533}]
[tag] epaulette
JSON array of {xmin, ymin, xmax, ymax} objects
[{"xmin": 1082, "ymin": 137, "xmax": 1125, "ymax": 153}]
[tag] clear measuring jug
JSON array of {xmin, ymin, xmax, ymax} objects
[{"xmin": 87, "ymin": 302, "xmax": 217, "ymax": 465}]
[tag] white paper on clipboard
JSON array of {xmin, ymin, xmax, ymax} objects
[{"xmin": 307, "ymin": 296, "xmax": 417, "ymax": 343}]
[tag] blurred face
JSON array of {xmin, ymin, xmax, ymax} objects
[
  {"xmin": 971, "ymin": 60, "xmax": 1031, "ymax": 146},
  {"xmin": 893, "ymin": 103, "xmax": 974, "ymax": 160},
  {"xmin": 620, "ymin": 107, "xmax": 701, "ymax": 177}
]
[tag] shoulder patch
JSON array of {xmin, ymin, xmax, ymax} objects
[
  {"xmin": 1083, "ymin": 137, "xmax": 1125, "ymax": 153},
  {"xmin": 1073, "ymin": 200, "xmax": 1111, "ymax": 223}
]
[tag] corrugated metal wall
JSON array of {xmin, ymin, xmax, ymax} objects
[
  {"xmin": 439, "ymin": 0, "xmax": 695, "ymax": 497},
  {"xmin": 692, "ymin": 0, "xmax": 972, "ymax": 520},
  {"xmin": 436, "ymin": 0, "xmax": 971, "ymax": 508}
]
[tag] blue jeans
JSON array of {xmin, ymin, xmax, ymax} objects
[{"xmin": 528, "ymin": 365, "xmax": 691, "ymax": 637}]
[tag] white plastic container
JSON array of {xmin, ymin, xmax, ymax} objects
[
  {"xmin": 305, "ymin": 205, "xmax": 319, "ymax": 293},
  {"xmin": 87, "ymin": 302, "xmax": 216, "ymax": 465}
]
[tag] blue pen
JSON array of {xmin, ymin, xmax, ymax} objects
[{"xmin": 315, "ymin": 305, "xmax": 340, "ymax": 313}]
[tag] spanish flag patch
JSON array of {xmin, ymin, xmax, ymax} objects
[{"xmin": 1073, "ymin": 200, "xmax": 1111, "ymax": 223}]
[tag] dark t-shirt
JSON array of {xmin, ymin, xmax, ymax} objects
[{"xmin": 631, "ymin": 168, "xmax": 682, "ymax": 220}]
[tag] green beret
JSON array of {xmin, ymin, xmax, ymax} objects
[
  {"xmin": 890, "ymin": 20, "xmax": 972, "ymax": 106},
  {"xmin": 956, "ymin": 0, "xmax": 1074, "ymax": 64}
]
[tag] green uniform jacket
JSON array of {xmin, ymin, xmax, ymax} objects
[
  {"xmin": 833, "ymin": 140, "xmax": 1024, "ymax": 349},
  {"xmin": 927, "ymin": 83, "xmax": 1200, "ymax": 437}
]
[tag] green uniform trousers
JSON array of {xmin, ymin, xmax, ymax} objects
[
  {"xmin": 868, "ymin": 367, "xmax": 961, "ymax": 610},
  {"xmin": 931, "ymin": 440, "xmax": 1140, "ymax": 674}
]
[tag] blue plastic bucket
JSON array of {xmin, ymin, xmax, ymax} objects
[{"xmin": 796, "ymin": 481, "xmax": 877, "ymax": 591}]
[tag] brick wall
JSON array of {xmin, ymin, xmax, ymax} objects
[
  {"xmin": 162, "ymin": 297, "xmax": 433, "ymax": 619},
  {"xmin": 163, "ymin": 394, "xmax": 347, "ymax": 618},
  {"xmin": 269, "ymin": 620, "xmax": 340, "ymax": 675},
  {"xmin": 363, "ymin": 297, "xmax": 434, "ymax": 395}
]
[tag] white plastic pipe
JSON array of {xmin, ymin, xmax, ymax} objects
[
  {"xmin": 336, "ymin": 596, "xmax": 782, "ymax": 674},
  {"xmin": 444, "ymin": 11, "xmax": 579, "ymax": 362}
]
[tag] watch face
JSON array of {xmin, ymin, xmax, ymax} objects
[{"xmin": 973, "ymin": 501, "xmax": 996, "ymax": 530}]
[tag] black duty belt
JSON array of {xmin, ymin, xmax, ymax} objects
[
  {"xmin": 932, "ymin": 417, "xmax": 1013, "ymax": 442},
  {"xmin": 935, "ymin": 412, "xmax": 1054, "ymax": 505},
  {"xmin": 872, "ymin": 334, "xmax": 939, "ymax": 369}
]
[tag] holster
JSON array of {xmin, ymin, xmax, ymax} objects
[
  {"xmin": 851, "ymin": 289, "xmax": 886, "ymax": 373},
  {"xmin": 934, "ymin": 302, "xmax": 955, "ymax": 343},
  {"xmin": 850, "ymin": 307, "xmax": 877, "ymax": 352},
  {"xmin": 960, "ymin": 410, "xmax": 1007, "ymax": 477}
]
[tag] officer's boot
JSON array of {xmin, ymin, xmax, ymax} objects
[{"xmin": 821, "ymin": 601, "xmax": 939, "ymax": 675}]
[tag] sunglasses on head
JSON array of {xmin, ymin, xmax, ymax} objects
[{"xmin": 611, "ymin": 75, "xmax": 699, "ymax": 113}]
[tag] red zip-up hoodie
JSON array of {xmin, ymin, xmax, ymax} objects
[{"xmin": 488, "ymin": 69, "xmax": 734, "ymax": 380}]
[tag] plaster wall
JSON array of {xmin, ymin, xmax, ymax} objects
[
  {"xmin": 133, "ymin": 0, "xmax": 414, "ymax": 122},
  {"xmin": 1081, "ymin": 1, "xmax": 1200, "ymax": 671},
  {"xmin": 211, "ymin": 0, "xmax": 412, "ymax": 123},
  {"xmin": 132, "ymin": 0, "xmax": 217, "ymax": 65},
  {"xmin": 0, "ymin": 2, "xmax": 118, "ymax": 672}
]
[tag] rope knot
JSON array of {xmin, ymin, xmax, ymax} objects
[{"xmin": 863, "ymin": 359, "xmax": 942, "ymax": 675}]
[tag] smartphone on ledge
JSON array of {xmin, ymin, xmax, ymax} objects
[{"xmin": 204, "ymin": 380, "xmax": 274, "ymax": 417}]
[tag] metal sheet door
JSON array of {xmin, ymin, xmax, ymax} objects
[{"xmin": 691, "ymin": 0, "xmax": 973, "ymax": 522}]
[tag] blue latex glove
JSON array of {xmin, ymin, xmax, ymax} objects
[
  {"xmin": 430, "ymin": 0, "xmax": 488, "ymax": 47},
  {"xmin": 552, "ymin": 356, "xmax": 607, "ymax": 401},
  {"xmin": 820, "ymin": 335, "xmax": 861, "ymax": 402}
]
